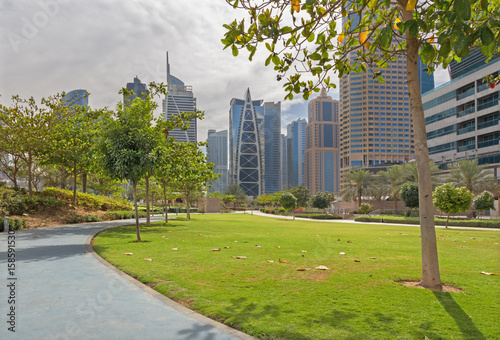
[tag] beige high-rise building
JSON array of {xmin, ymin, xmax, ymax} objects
[
  {"xmin": 304, "ymin": 90, "xmax": 341, "ymax": 194},
  {"xmin": 339, "ymin": 56, "xmax": 418, "ymax": 180}
]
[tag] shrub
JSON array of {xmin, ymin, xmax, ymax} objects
[
  {"xmin": 354, "ymin": 216, "xmax": 500, "ymax": 228},
  {"xmin": 7, "ymin": 217, "xmax": 28, "ymax": 230},
  {"xmin": 278, "ymin": 208, "xmax": 286, "ymax": 213},
  {"xmin": 102, "ymin": 211, "xmax": 148, "ymax": 221},
  {"xmin": 67, "ymin": 214, "xmax": 100, "ymax": 224},
  {"xmin": 271, "ymin": 209, "xmax": 276, "ymax": 214},
  {"xmin": 41, "ymin": 187, "xmax": 132, "ymax": 211}
]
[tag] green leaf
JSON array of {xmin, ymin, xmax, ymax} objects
[
  {"xmin": 307, "ymin": 33, "xmax": 315, "ymax": 42},
  {"xmin": 480, "ymin": 25, "xmax": 495, "ymax": 45},
  {"xmin": 453, "ymin": 35, "xmax": 472, "ymax": 58},
  {"xmin": 480, "ymin": 42, "xmax": 495, "ymax": 57},
  {"xmin": 232, "ymin": 45, "xmax": 239, "ymax": 57},
  {"xmin": 438, "ymin": 41, "xmax": 451, "ymax": 58},
  {"xmin": 272, "ymin": 55, "xmax": 280, "ymax": 65},
  {"xmin": 377, "ymin": 26, "xmax": 393, "ymax": 49},
  {"xmin": 309, "ymin": 52, "xmax": 321, "ymax": 60}
]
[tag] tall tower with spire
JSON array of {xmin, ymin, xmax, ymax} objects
[
  {"xmin": 163, "ymin": 52, "xmax": 197, "ymax": 142},
  {"xmin": 229, "ymin": 89, "xmax": 265, "ymax": 197}
]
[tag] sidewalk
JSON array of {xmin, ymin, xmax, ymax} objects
[{"xmin": 0, "ymin": 218, "xmax": 255, "ymax": 340}]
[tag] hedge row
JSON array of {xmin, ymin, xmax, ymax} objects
[
  {"xmin": 101, "ymin": 211, "xmax": 148, "ymax": 221},
  {"xmin": 41, "ymin": 187, "xmax": 132, "ymax": 211},
  {"xmin": 354, "ymin": 216, "xmax": 500, "ymax": 228},
  {"xmin": 296, "ymin": 213, "xmax": 343, "ymax": 220}
]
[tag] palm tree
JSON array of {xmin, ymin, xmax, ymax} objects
[
  {"xmin": 448, "ymin": 159, "xmax": 495, "ymax": 194},
  {"xmin": 340, "ymin": 169, "xmax": 374, "ymax": 208},
  {"xmin": 379, "ymin": 165, "xmax": 406, "ymax": 209},
  {"xmin": 225, "ymin": 184, "xmax": 247, "ymax": 205},
  {"xmin": 402, "ymin": 161, "xmax": 440, "ymax": 186}
]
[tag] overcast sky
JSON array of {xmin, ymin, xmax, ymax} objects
[{"xmin": 0, "ymin": 0, "xmax": 450, "ymax": 140}]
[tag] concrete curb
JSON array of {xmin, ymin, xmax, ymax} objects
[{"xmin": 86, "ymin": 222, "xmax": 257, "ymax": 340}]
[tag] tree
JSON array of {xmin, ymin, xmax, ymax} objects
[
  {"xmin": 0, "ymin": 95, "xmax": 66, "ymax": 196},
  {"xmin": 224, "ymin": 0, "xmax": 500, "ymax": 291},
  {"xmin": 43, "ymin": 104, "xmax": 101, "ymax": 204},
  {"xmin": 400, "ymin": 182, "xmax": 419, "ymax": 209},
  {"xmin": 310, "ymin": 191, "xmax": 331, "ymax": 213},
  {"xmin": 448, "ymin": 159, "xmax": 496, "ymax": 195},
  {"xmin": 472, "ymin": 191, "xmax": 495, "ymax": 218},
  {"xmin": 0, "ymin": 152, "xmax": 22, "ymax": 189},
  {"xmin": 172, "ymin": 142, "xmax": 220, "ymax": 219},
  {"xmin": 277, "ymin": 192, "xmax": 297, "ymax": 219},
  {"xmin": 339, "ymin": 169, "xmax": 373, "ymax": 208},
  {"xmin": 433, "ymin": 184, "xmax": 474, "ymax": 228},
  {"xmin": 225, "ymin": 184, "xmax": 247, "ymax": 205},
  {"xmin": 288, "ymin": 185, "xmax": 310, "ymax": 207},
  {"xmin": 98, "ymin": 85, "xmax": 167, "ymax": 242},
  {"xmin": 359, "ymin": 203, "xmax": 372, "ymax": 215},
  {"xmin": 222, "ymin": 194, "xmax": 236, "ymax": 209},
  {"xmin": 379, "ymin": 165, "xmax": 406, "ymax": 209},
  {"xmin": 402, "ymin": 161, "xmax": 440, "ymax": 185}
]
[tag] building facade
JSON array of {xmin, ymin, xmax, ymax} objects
[
  {"xmin": 163, "ymin": 53, "xmax": 197, "ymax": 142},
  {"xmin": 263, "ymin": 102, "xmax": 281, "ymax": 194},
  {"xmin": 124, "ymin": 77, "xmax": 148, "ymax": 104},
  {"xmin": 304, "ymin": 90, "xmax": 340, "ymax": 194},
  {"xmin": 280, "ymin": 134, "xmax": 288, "ymax": 190},
  {"xmin": 229, "ymin": 89, "xmax": 265, "ymax": 197},
  {"xmin": 286, "ymin": 118, "xmax": 307, "ymax": 188},
  {"xmin": 206, "ymin": 129, "xmax": 228, "ymax": 194},
  {"xmin": 423, "ymin": 56, "xmax": 500, "ymax": 166},
  {"xmin": 64, "ymin": 89, "xmax": 89, "ymax": 107}
]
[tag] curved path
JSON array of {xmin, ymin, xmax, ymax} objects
[{"xmin": 0, "ymin": 218, "xmax": 255, "ymax": 340}]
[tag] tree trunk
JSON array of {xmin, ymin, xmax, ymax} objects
[
  {"xmin": 185, "ymin": 190, "xmax": 191, "ymax": 219},
  {"xmin": 132, "ymin": 180, "xmax": 141, "ymax": 242},
  {"xmin": 357, "ymin": 188, "xmax": 362, "ymax": 208},
  {"xmin": 27, "ymin": 153, "xmax": 33, "ymax": 197},
  {"xmin": 82, "ymin": 172, "xmax": 88, "ymax": 193},
  {"xmin": 403, "ymin": 8, "xmax": 442, "ymax": 290},
  {"xmin": 73, "ymin": 160, "xmax": 77, "ymax": 205},
  {"xmin": 163, "ymin": 181, "xmax": 168, "ymax": 223},
  {"xmin": 446, "ymin": 213, "xmax": 450, "ymax": 228},
  {"xmin": 145, "ymin": 175, "xmax": 150, "ymax": 227}
]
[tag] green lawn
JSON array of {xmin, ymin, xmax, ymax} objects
[{"xmin": 93, "ymin": 214, "xmax": 499, "ymax": 340}]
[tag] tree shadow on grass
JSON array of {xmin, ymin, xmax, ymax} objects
[{"xmin": 433, "ymin": 291, "xmax": 486, "ymax": 340}]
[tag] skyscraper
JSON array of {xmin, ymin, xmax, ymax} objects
[
  {"xmin": 423, "ymin": 55, "xmax": 500, "ymax": 166},
  {"xmin": 280, "ymin": 134, "xmax": 288, "ymax": 190},
  {"xmin": 287, "ymin": 118, "xmax": 307, "ymax": 188},
  {"xmin": 229, "ymin": 89, "xmax": 264, "ymax": 197},
  {"xmin": 263, "ymin": 102, "xmax": 281, "ymax": 194},
  {"xmin": 304, "ymin": 90, "xmax": 340, "ymax": 194},
  {"xmin": 163, "ymin": 53, "xmax": 197, "ymax": 142},
  {"xmin": 339, "ymin": 10, "xmax": 434, "ymax": 180},
  {"xmin": 206, "ymin": 129, "xmax": 228, "ymax": 194},
  {"xmin": 64, "ymin": 89, "xmax": 89, "ymax": 107},
  {"xmin": 124, "ymin": 77, "xmax": 148, "ymax": 104}
]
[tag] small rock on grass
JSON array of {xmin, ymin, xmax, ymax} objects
[
  {"xmin": 232, "ymin": 256, "xmax": 247, "ymax": 259},
  {"xmin": 315, "ymin": 265, "xmax": 329, "ymax": 270},
  {"xmin": 172, "ymin": 248, "xmax": 178, "ymax": 251},
  {"xmin": 211, "ymin": 248, "xmax": 221, "ymax": 251},
  {"xmin": 123, "ymin": 253, "xmax": 133, "ymax": 255},
  {"xmin": 144, "ymin": 258, "xmax": 152, "ymax": 261},
  {"xmin": 296, "ymin": 268, "xmax": 311, "ymax": 271}
]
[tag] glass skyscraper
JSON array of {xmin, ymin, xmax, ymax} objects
[
  {"xmin": 286, "ymin": 118, "xmax": 307, "ymax": 188},
  {"xmin": 206, "ymin": 129, "xmax": 228, "ymax": 194},
  {"xmin": 163, "ymin": 53, "xmax": 197, "ymax": 142},
  {"xmin": 64, "ymin": 89, "xmax": 89, "ymax": 107},
  {"xmin": 304, "ymin": 90, "xmax": 340, "ymax": 194},
  {"xmin": 263, "ymin": 101, "xmax": 281, "ymax": 194},
  {"xmin": 124, "ymin": 77, "xmax": 148, "ymax": 104},
  {"xmin": 229, "ymin": 89, "xmax": 264, "ymax": 197}
]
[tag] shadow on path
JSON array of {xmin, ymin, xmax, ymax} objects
[{"xmin": 433, "ymin": 291, "xmax": 486, "ymax": 340}]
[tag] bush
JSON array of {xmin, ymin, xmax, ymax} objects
[
  {"xmin": 278, "ymin": 208, "xmax": 286, "ymax": 213},
  {"xmin": 354, "ymin": 216, "xmax": 500, "ymax": 228},
  {"xmin": 41, "ymin": 187, "xmax": 132, "ymax": 211},
  {"xmin": 271, "ymin": 209, "xmax": 276, "ymax": 214},
  {"xmin": 67, "ymin": 214, "xmax": 100, "ymax": 224},
  {"xmin": 7, "ymin": 217, "xmax": 28, "ymax": 230},
  {"xmin": 102, "ymin": 211, "xmax": 148, "ymax": 221},
  {"xmin": 295, "ymin": 213, "xmax": 342, "ymax": 219}
]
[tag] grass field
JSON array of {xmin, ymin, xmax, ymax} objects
[{"xmin": 92, "ymin": 214, "xmax": 499, "ymax": 340}]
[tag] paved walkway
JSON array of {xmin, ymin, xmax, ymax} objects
[{"xmin": 0, "ymin": 218, "xmax": 255, "ymax": 340}]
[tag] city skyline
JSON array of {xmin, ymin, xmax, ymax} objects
[{"xmin": 0, "ymin": 1, "xmax": 452, "ymax": 142}]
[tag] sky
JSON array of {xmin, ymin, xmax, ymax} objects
[{"xmin": 0, "ymin": 0, "xmax": 450, "ymax": 140}]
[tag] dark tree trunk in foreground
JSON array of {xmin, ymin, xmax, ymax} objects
[
  {"xmin": 403, "ymin": 7, "xmax": 442, "ymax": 290},
  {"xmin": 132, "ymin": 180, "xmax": 141, "ymax": 242}
]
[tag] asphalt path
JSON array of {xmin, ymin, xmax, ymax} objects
[{"xmin": 0, "ymin": 218, "xmax": 255, "ymax": 340}]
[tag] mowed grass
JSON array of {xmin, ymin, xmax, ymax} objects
[{"xmin": 93, "ymin": 214, "xmax": 500, "ymax": 340}]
